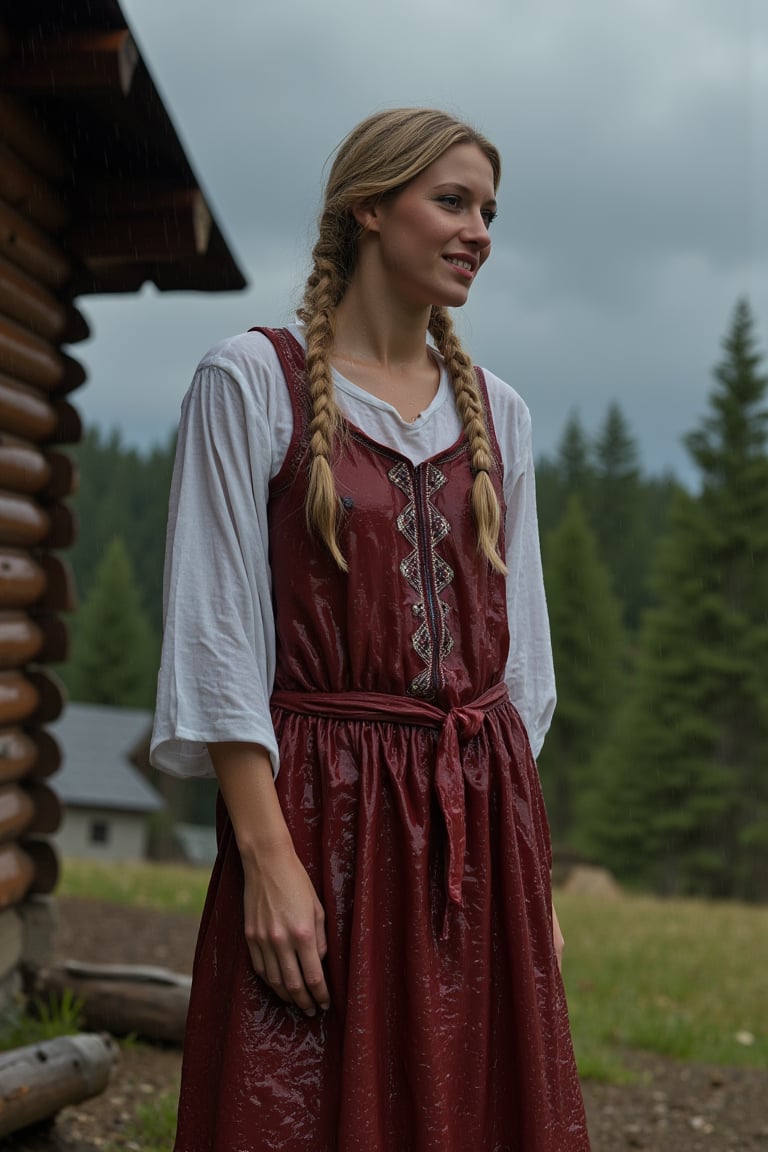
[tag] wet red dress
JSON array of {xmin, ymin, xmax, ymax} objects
[{"xmin": 174, "ymin": 329, "xmax": 591, "ymax": 1151}]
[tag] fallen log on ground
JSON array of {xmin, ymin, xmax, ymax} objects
[
  {"xmin": 0, "ymin": 1031, "xmax": 116, "ymax": 1137},
  {"xmin": 34, "ymin": 961, "xmax": 191, "ymax": 1045}
]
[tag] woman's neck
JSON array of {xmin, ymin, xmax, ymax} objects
[{"xmin": 332, "ymin": 284, "xmax": 432, "ymax": 370}]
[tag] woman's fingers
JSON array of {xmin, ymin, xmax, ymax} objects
[{"xmin": 247, "ymin": 912, "xmax": 330, "ymax": 1015}]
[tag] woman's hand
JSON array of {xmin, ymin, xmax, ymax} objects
[
  {"xmin": 552, "ymin": 901, "xmax": 565, "ymax": 972},
  {"xmin": 242, "ymin": 836, "xmax": 329, "ymax": 1016},
  {"xmin": 209, "ymin": 741, "xmax": 330, "ymax": 1017}
]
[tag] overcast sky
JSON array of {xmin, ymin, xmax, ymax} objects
[{"xmin": 73, "ymin": 0, "xmax": 766, "ymax": 482}]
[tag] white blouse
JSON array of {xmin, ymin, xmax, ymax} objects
[{"xmin": 150, "ymin": 325, "xmax": 556, "ymax": 778}]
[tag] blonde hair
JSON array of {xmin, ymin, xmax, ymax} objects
[{"xmin": 296, "ymin": 108, "xmax": 506, "ymax": 574}]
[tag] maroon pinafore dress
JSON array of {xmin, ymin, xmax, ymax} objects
[{"xmin": 174, "ymin": 329, "xmax": 590, "ymax": 1151}]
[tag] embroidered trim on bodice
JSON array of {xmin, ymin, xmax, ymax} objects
[{"xmin": 389, "ymin": 460, "xmax": 455, "ymax": 698}]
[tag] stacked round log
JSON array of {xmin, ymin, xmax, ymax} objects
[{"xmin": 0, "ymin": 41, "xmax": 87, "ymax": 914}]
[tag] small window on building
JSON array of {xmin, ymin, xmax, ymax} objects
[{"xmin": 90, "ymin": 820, "xmax": 110, "ymax": 845}]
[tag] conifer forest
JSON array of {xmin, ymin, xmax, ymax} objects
[{"xmin": 61, "ymin": 299, "xmax": 768, "ymax": 901}]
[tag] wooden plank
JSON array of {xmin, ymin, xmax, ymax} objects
[
  {"xmin": 0, "ymin": 840, "xmax": 34, "ymax": 906},
  {"xmin": 0, "ymin": 1033, "xmax": 116, "ymax": 1138},
  {"xmin": 0, "ymin": 489, "xmax": 50, "ymax": 547},
  {"xmin": 0, "ymin": 314, "xmax": 86, "ymax": 393},
  {"xmin": 38, "ymin": 553, "xmax": 76, "ymax": 613},
  {"xmin": 0, "ymin": 140, "xmax": 68, "ymax": 233},
  {"xmin": 0, "ymin": 782, "xmax": 35, "ymax": 845},
  {"xmin": 0, "ymin": 94, "xmax": 68, "ymax": 184},
  {"xmin": 0, "ymin": 374, "xmax": 59, "ymax": 441},
  {"xmin": 0, "ymin": 490, "xmax": 75, "ymax": 550},
  {"xmin": 0, "ymin": 609, "xmax": 67, "ymax": 666},
  {"xmin": 40, "ymin": 450, "xmax": 77, "ymax": 501},
  {"xmin": 3, "ymin": 31, "xmax": 139, "ymax": 97},
  {"xmin": 0, "ymin": 253, "xmax": 70, "ymax": 341},
  {"xmin": 0, "ymin": 196, "xmax": 71, "ymax": 287},
  {"xmin": 32, "ymin": 613, "xmax": 69, "ymax": 665},
  {"xmin": 74, "ymin": 186, "xmax": 213, "ymax": 261},
  {"xmin": 21, "ymin": 836, "xmax": 59, "ymax": 894},
  {"xmin": 69, "ymin": 202, "xmax": 212, "ymax": 265},
  {"xmin": 45, "ymin": 397, "xmax": 83, "ymax": 446},
  {"xmin": 0, "ymin": 670, "xmax": 39, "ymax": 725},
  {"xmin": 0, "ymin": 727, "xmax": 40, "ymax": 784},
  {"xmin": 25, "ymin": 780, "xmax": 62, "ymax": 834},
  {"xmin": 0, "ymin": 727, "xmax": 61, "ymax": 784},
  {"xmin": 26, "ymin": 669, "xmax": 65, "ymax": 726},
  {"xmin": 0, "ymin": 610, "xmax": 45, "ymax": 666},
  {"xmin": 0, "ymin": 437, "xmax": 51, "ymax": 494},
  {"xmin": 61, "ymin": 303, "xmax": 90, "ymax": 345},
  {"xmin": 0, "ymin": 548, "xmax": 47, "ymax": 607},
  {"xmin": 43, "ymin": 501, "xmax": 77, "ymax": 549}
]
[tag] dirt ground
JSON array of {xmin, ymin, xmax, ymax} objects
[{"xmin": 3, "ymin": 896, "xmax": 767, "ymax": 1151}]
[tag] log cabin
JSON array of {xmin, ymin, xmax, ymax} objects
[{"xmin": 0, "ymin": 0, "xmax": 246, "ymax": 1007}]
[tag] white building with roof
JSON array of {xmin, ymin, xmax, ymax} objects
[{"xmin": 49, "ymin": 703, "xmax": 163, "ymax": 862}]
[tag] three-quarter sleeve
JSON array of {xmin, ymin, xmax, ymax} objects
[
  {"xmin": 150, "ymin": 348, "xmax": 281, "ymax": 778},
  {"xmin": 486, "ymin": 376, "xmax": 556, "ymax": 760}
]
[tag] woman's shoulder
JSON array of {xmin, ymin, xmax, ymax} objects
[
  {"xmin": 182, "ymin": 328, "xmax": 298, "ymax": 424},
  {"xmin": 195, "ymin": 328, "xmax": 287, "ymax": 386}
]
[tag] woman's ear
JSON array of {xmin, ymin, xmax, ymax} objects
[{"xmin": 352, "ymin": 199, "xmax": 381, "ymax": 233}]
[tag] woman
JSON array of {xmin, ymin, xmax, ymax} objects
[{"xmin": 152, "ymin": 108, "xmax": 591, "ymax": 1151}]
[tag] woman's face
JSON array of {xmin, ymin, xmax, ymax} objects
[{"xmin": 356, "ymin": 143, "xmax": 497, "ymax": 311}]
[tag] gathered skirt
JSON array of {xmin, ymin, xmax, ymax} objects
[{"xmin": 173, "ymin": 698, "xmax": 590, "ymax": 1152}]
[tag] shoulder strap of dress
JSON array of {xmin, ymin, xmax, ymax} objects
[
  {"xmin": 473, "ymin": 366, "xmax": 504, "ymax": 478},
  {"xmin": 250, "ymin": 327, "xmax": 311, "ymax": 493}
]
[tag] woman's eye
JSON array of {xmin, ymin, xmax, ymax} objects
[
  {"xmin": 438, "ymin": 195, "xmax": 462, "ymax": 209},
  {"xmin": 482, "ymin": 209, "xmax": 498, "ymax": 227}
]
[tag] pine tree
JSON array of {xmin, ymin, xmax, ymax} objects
[
  {"xmin": 592, "ymin": 403, "xmax": 649, "ymax": 628},
  {"xmin": 536, "ymin": 411, "xmax": 596, "ymax": 561},
  {"xmin": 67, "ymin": 536, "xmax": 157, "ymax": 708},
  {"xmin": 537, "ymin": 494, "xmax": 623, "ymax": 848},
  {"xmin": 558, "ymin": 411, "xmax": 595, "ymax": 506},
  {"xmin": 587, "ymin": 300, "xmax": 768, "ymax": 898}
]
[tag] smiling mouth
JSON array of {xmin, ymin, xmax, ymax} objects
[{"xmin": 444, "ymin": 257, "xmax": 474, "ymax": 272}]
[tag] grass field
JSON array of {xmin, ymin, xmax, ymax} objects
[{"xmin": 59, "ymin": 860, "xmax": 768, "ymax": 1080}]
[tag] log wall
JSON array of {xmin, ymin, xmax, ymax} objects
[{"xmin": 0, "ymin": 32, "xmax": 86, "ymax": 1008}]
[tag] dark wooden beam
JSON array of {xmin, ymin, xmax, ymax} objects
[
  {"xmin": 0, "ymin": 781, "xmax": 35, "ymax": 840},
  {"xmin": 0, "ymin": 609, "xmax": 68, "ymax": 667},
  {"xmin": 69, "ymin": 192, "xmax": 213, "ymax": 265},
  {"xmin": 0, "ymin": 374, "xmax": 60, "ymax": 442},
  {"xmin": 0, "ymin": 254, "xmax": 72, "ymax": 342},
  {"xmin": 3, "ymin": 31, "xmax": 139, "ymax": 98},
  {"xmin": 0, "ymin": 140, "xmax": 69, "ymax": 233},
  {"xmin": 0, "ymin": 94, "xmax": 67, "ymax": 184},
  {"xmin": 0, "ymin": 314, "xmax": 86, "ymax": 393},
  {"xmin": 0, "ymin": 549, "xmax": 46, "ymax": 608},
  {"xmin": 0, "ymin": 489, "xmax": 51, "ymax": 548},
  {"xmin": 0, "ymin": 437, "xmax": 51, "ymax": 495},
  {"xmin": 0, "ymin": 669, "xmax": 39, "ymax": 725},
  {"xmin": 0, "ymin": 197, "xmax": 72, "ymax": 287},
  {"xmin": 0, "ymin": 726, "xmax": 40, "ymax": 785},
  {"xmin": 0, "ymin": 437, "xmax": 75, "ymax": 504}
]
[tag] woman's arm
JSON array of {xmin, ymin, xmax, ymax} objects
[{"xmin": 209, "ymin": 741, "xmax": 330, "ymax": 1017}]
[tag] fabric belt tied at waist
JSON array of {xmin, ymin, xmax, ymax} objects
[{"xmin": 271, "ymin": 681, "xmax": 510, "ymax": 937}]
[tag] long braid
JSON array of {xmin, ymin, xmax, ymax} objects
[
  {"xmin": 429, "ymin": 307, "xmax": 507, "ymax": 574},
  {"xmin": 297, "ymin": 254, "xmax": 348, "ymax": 571}
]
